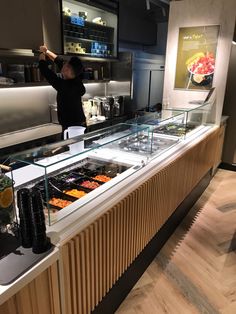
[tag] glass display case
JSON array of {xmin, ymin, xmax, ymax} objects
[
  {"xmin": 165, "ymin": 101, "xmax": 216, "ymax": 138},
  {"xmin": 99, "ymin": 132, "xmax": 179, "ymax": 164},
  {"xmin": 127, "ymin": 109, "xmax": 187, "ymax": 138},
  {"xmin": 61, "ymin": 0, "xmax": 118, "ymax": 59},
  {"xmin": 9, "ymin": 124, "xmax": 149, "ymax": 225},
  {"xmin": 127, "ymin": 103, "xmax": 215, "ymax": 139}
]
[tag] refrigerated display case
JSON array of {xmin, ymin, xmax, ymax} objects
[
  {"xmin": 61, "ymin": 0, "xmax": 118, "ymax": 59},
  {"xmin": 127, "ymin": 102, "xmax": 216, "ymax": 139},
  {"xmin": 9, "ymin": 124, "xmax": 150, "ymax": 225},
  {"xmin": 164, "ymin": 101, "xmax": 217, "ymax": 138},
  {"xmin": 127, "ymin": 109, "xmax": 186, "ymax": 138}
]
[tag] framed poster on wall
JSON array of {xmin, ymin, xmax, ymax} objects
[{"xmin": 174, "ymin": 25, "xmax": 220, "ymax": 90}]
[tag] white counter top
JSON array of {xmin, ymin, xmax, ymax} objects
[{"xmin": 0, "ymin": 247, "xmax": 59, "ymax": 305}]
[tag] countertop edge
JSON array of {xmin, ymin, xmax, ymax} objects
[{"xmin": 0, "ymin": 247, "xmax": 59, "ymax": 306}]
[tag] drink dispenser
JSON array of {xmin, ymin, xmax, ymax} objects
[
  {"xmin": 100, "ymin": 96, "xmax": 114, "ymax": 119},
  {"xmin": 93, "ymin": 97, "xmax": 102, "ymax": 116},
  {"xmin": 113, "ymin": 96, "xmax": 124, "ymax": 117}
]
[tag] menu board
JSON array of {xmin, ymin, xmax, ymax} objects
[{"xmin": 174, "ymin": 25, "xmax": 220, "ymax": 90}]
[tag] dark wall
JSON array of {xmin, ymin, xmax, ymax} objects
[
  {"xmin": 119, "ymin": 0, "xmax": 157, "ymax": 46},
  {"xmin": 222, "ymin": 44, "xmax": 236, "ymax": 164}
]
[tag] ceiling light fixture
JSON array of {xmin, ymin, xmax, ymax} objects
[{"xmin": 146, "ymin": 0, "xmax": 151, "ymax": 10}]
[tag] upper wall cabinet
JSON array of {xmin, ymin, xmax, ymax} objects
[
  {"xmin": 61, "ymin": 0, "xmax": 119, "ymax": 59},
  {"xmin": 41, "ymin": 0, "xmax": 63, "ymax": 54},
  {"xmin": 0, "ymin": 0, "xmax": 44, "ymax": 50}
]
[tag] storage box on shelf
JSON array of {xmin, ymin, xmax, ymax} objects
[{"xmin": 9, "ymin": 123, "xmax": 154, "ymax": 225}]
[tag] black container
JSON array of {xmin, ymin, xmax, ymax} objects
[
  {"xmin": 17, "ymin": 188, "xmax": 33, "ymax": 248},
  {"xmin": 29, "ymin": 188, "xmax": 51, "ymax": 254},
  {"xmin": 32, "ymin": 234, "xmax": 51, "ymax": 254}
]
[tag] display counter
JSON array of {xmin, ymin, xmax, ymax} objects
[{"xmin": 0, "ymin": 117, "xmax": 224, "ymax": 313}]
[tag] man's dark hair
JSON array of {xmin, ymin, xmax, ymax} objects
[{"xmin": 68, "ymin": 56, "xmax": 83, "ymax": 77}]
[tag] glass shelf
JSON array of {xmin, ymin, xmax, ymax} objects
[
  {"xmin": 65, "ymin": 35, "xmax": 113, "ymax": 46},
  {"xmin": 164, "ymin": 101, "xmax": 216, "ymax": 137},
  {"xmin": 127, "ymin": 109, "xmax": 185, "ymax": 126},
  {"xmin": 10, "ymin": 124, "xmax": 149, "ymax": 168}
]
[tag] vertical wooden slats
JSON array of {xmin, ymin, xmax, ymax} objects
[
  {"xmin": 102, "ymin": 215, "xmax": 107, "ymax": 297},
  {"xmin": 113, "ymin": 205, "xmax": 118, "ymax": 284},
  {"xmin": 62, "ymin": 244, "xmax": 72, "ymax": 314},
  {"xmin": 109, "ymin": 209, "xmax": 114, "ymax": 289},
  {"xmin": 74, "ymin": 236, "xmax": 83, "ymax": 314},
  {"xmin": 0, "ymin": 263, "xmax": 61, "ymax": 314},
  {"xmin": 84, "ymin": 229, "xmax": 91, "ymax": 314},
  {"xmin": 89, "ymin": 225, "xmax": 95, "ymax": 311},
  {"xmin": 68, "ymin": 240, "xmax": 77, "ymax": 314},
  {"xmin": 79, "ymin": 232, "xmax": 87, "ymax": 314},
  {"xmin": 93, "ymin": 222, "xmax": 99, "ymax": 308},
  {"xmin": 61, "ymin": 129, "xmax": 219, "ymax": 314},
  {"xmin": 105, "ymin": 212, "xmax": 111, "ymax": 291}
]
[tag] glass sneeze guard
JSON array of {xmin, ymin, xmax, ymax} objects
[
  {"xmin": 10, "ymin": 124, "xmax": 149, "ymax": 168},
  {"xmin": 127, "ymin": 109, "xmax": 187, "ymax": 138},
  {"xmin": 165, "ymin": 100, "xmax": 216, "ymax": 138},
  {"xmin": 10, "ymin": 124, "xmax": 150, "ymax": 225}
]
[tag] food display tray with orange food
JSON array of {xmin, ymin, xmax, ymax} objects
[
  {"xmin": 33, "ymin": 179, "xmax": 77, "ymax": 211},
  {"xmin": 32, "ymin": 173, "xmax": 104, "ymax": 211},
  {"xmin": 16, "ymin": 158, "xmax": 131, "ymax": 215}
]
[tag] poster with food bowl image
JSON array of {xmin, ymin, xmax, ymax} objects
[{"xmin": 174, "ymin": 25, "xmax": 220, "ymax": 90}]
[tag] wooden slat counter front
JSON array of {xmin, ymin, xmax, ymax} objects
[{"xmin": 58, "ymin": 128, "xmax": 220, "ymax": 314}]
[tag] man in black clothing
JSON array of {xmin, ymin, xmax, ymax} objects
[{"xmin": 38, "ymin": 45, "xmax": 86, "ymax": 132}]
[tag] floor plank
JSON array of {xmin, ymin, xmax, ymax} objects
[{"xmin": 116, "ymin": 169, "xmax": 236, "ymax": 314}]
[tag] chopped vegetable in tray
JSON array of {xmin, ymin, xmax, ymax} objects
[
  {"xmin": 64, "ymin": 189, "xmax": 87, "ymax": 198},
  {"xmin": 93, "ymin": 175, "xmax": 112, "ymax": 183},
  {"xmin": 80, "ymin": 181, "xmax": 100, "ymax": 190},
  {"xmin": 49, "ymin": 197, "xmax": 72, "ymax": 208}
]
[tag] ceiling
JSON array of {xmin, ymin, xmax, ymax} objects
[{"xmin": 120, "ymin": 0, "xmax": 170, "ymax": 23}]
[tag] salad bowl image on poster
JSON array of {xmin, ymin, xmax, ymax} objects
[{"xmin": 174, "ymin": 25, "xmax": 220, "ymax": 90}]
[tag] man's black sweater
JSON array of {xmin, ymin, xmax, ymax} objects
[{"xmin": 39, "ymin": 56, "xmax": 86, "ymax": 129}]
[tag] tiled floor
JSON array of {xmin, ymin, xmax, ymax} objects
[{"xmin": 116, "ymin": 169, "xmax": 236, "ymax": 314}]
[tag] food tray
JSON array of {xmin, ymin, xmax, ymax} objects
[
  {"xmin": 153, "ymin": 123, "xmax": 196, "ymax": 136},
  {"xmin": 33, "ymin": 180, "xmax": 77, "ymax": 211},
  {"xmin": 74, "ymin": 178, "xmax": 101, "ymax": 191}
]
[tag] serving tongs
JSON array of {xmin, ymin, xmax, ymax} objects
[{"xmin": 49, "ymin": 180, "xmax": 63, "ymax": 193}]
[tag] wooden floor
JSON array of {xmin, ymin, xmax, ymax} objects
[{"xmin": 116, "ymin": 169, "xmax": 236, "ymax": 314}]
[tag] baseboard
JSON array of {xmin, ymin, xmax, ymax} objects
[
  {"xmin": 92, "ymin": 169, "xmax": 212, "ymax": 314},
  {"xmin": 219, "ymin": 162, "xmax": 236, "ymax": 172}
]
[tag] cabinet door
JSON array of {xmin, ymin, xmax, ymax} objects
[
  {"xmin": 149, "ymin": 70, "xmax": 164, "ymax": 107},
  {"xmin": 41, "ymin": 0, "xmax": 62, "ymax": 53},
  {"xmin": 132, "ymin": 70, "xmax": 150, "ymax": 110},
  {"xmin": 0, "ymin": 0, "xmax": 43, "ymax": 50}
]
